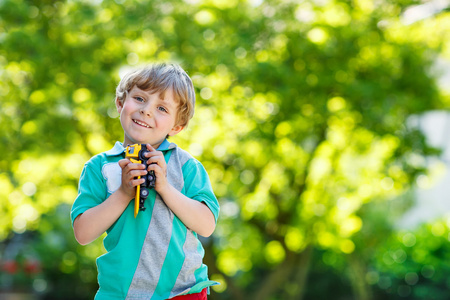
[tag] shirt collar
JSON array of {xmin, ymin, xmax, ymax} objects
[
  {"xmin": 105, "ymin": 140, "xmax": 176, "ymax": 156},
  {"xmin": 105, "ymin": 141, "xmax": 125, "ymax": 156},
  {"xmin": 157, "ymin": 139, "xmax": 177, "ymax": 151}
]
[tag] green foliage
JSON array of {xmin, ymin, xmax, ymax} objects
[
  {"xmin": 299, "ymin": 217, "xmax": 450, "ymax": 300},
  {"xmin": 1, "ymin": 0, "xmax": 449, "ymax": 299},
  {"xmin": 369, "ymin": 219, "xmax": 450, "ymax": 299}
]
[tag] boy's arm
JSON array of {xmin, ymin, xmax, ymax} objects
[
  {"xmin": 73, "ymin": 159, "xmax": 148, "ymax": 245},
  {"xmin": 73, "ymin": 188, "xmax": 131, "ymax": 245},
  {"xmin": 145, "ymin": 144, "xmax": 217, "ymax": 237},
  {"xmin": 158, "ymin": 185, "xmax": 216, "ymax": 237}
]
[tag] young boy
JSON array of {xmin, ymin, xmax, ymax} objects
[{"xmin": 71, "ymin": 63, "xmax": 219, "ymax": 300}]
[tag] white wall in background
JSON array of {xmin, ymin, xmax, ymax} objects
[{"xmin": 397, "ymin": 111, "xmax": 450, "ymax": 229}]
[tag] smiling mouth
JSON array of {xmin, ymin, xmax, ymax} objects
[{"xmin": 133, "ymin": 119, "xmax": 151, "ymax": 128}]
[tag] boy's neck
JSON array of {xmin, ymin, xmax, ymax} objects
[{"xmin": 122, "ymin": 139, "xmax": 166, "ymax": 150}]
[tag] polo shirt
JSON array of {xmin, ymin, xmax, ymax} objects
[{"xmin": 71, "ymin": 140, "xmax": 220, "ymax": 300}]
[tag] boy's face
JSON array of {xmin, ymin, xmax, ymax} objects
[{"xmin": 116, "ymin": 86, "xmax": 184, "ymax": 148}]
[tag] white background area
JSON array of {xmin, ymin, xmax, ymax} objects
[{"xmin": 397, "ymin": 111, "xmax": 450, "ymax": 229}]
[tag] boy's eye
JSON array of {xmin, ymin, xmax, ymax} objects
[
  {"xmin": 158, "ymin": 106, "xmax": 168, "ymax": 113},
  {"xmin": 135, "ymin": 96, "xmax": 144, "ymax": 102}
]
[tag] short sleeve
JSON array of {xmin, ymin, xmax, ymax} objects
[
  {"xmin": 70, "ymin": 157, "xmax": 107, "ymax": 226},
  {"xmin": 182, "ymin": 159, "xmax": 220, "ymax": 223}
]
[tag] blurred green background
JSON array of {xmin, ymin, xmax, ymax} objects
[{"xmin": 1, "ymin": 0, "xmax": 450, "ymax": 299}]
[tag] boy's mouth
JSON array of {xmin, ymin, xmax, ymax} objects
[{"xmin": 133, "ymin": 119, "xmax": 151, "ymax": 128}]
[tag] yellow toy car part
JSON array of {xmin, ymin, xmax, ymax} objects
[{"xmin": 125, "ymin": 144, "xmax": 156, "ymax": 217}]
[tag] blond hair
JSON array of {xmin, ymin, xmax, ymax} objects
[{"xmin": 116, "ymin": 63, "xmax": 195, "ymax": 127}]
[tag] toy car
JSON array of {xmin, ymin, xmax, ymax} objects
[{"xmin": 125, "ymin": 144, "xmax": 156, "ymax": 217}]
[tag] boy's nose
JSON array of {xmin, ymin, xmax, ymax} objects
[{"xmin": 140, "ymin": 108, "xmax": 152, "ymax": 117}]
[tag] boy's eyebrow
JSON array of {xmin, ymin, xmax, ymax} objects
[
  {"xmin": 159, "ymin": 92, "xmax": 178, "ymax": 104},
  {"xmin": 162, "ymin": 99, "xmax": 178, "ymax": 109}
]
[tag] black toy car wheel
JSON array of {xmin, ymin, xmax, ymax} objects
[
  {"xmin": 140, "ymin": 188, "xmax": 149, "ymax": 198},
  {"xmin": 139, "ymin": 150, "xmax": 149, "ymax": 161}
]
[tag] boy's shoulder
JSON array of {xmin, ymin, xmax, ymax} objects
[
  {"xmin": 169, "ymin": 144, "xmax": 211, "ymax": 179},
  {"xmin": 169, "ymin": 143, "xmax": 209, "ymax": 171},
  {"xmin": 170, "ymin": 143, "xmax": 194, "ymax": 164}
]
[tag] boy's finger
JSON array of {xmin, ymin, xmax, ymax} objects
[
  {"xmin": 129, "ymin": 169, "xmax": 148, "ymax": 178},
  {"xmin": 147, "ymin": 163, "xmax": 156, "ymax": 171},
  {"xmin": 118, "ymin": 159, "xmax": 131, "ymax": 169},
  {"xmin": 145, "ymin": 144, "xmax": 156, "ymax": 152},
  {"xmin": 146, "ymin": 155, "xmax": 163, "ymax": 166},
  {"xmin": 147, "ymin": 162, "xmax": 164, "ymax": 173},
  {"xmin": 123, "ymin": 162, "xmax": 146, "ymax": 171},
  {"xmin": 131, "ymin": 178, "xmax": 146, "ymax": 187},
  {"xmin": 120, "ymin": 159, "xmax": 145, "ymax": 168},
  {"xmin": 134, "ymin": 163, "xmax": 147, "ymax": 169},
  {"xmin": 144, "ymin": 149, "xmax": 162, "ymax": 160}
]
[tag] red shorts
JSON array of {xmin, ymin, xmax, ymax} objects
[{"xmin": 169, "ymin": 288, "xmax": 207, "ymax": 300}]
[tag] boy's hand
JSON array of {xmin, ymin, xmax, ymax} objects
[
  {"xmin": 118, "ymin": 159, "xmax": 147, "ymax": 199},
  {"xmin": 143, "ymin": 144, "xmax": 168, "ymax": 192}
]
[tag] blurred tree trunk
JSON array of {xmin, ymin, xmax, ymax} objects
[
  {"xmin": 347, "ymin": 255, "xmax": 371, "ymax": 300},
  {"xmin": 287, "ymin": 246, "xmax": 313, "ymax": 300},
  {"xmin": 253, "ymin": 246, "xmax": 313, "ymax": 300},
  {"xmin": 203, "ymin": 242, "xmax": 246, "ymax": 300},
  {"xmin": 252, "ymin": 253, "xmax": 295, "ymax": 300}
]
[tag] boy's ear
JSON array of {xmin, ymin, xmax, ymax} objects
[
  {"xmin": 115, "ymin": 97, "xmax": 123, "ymax": 113},
  {"xmin": 168, "ymin": 124, "xmax": 184, "ymax": 137}
]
